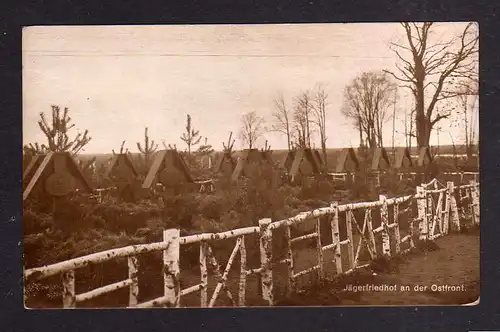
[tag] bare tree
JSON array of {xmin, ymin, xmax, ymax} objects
[
  {"xmin": 239, "ymin": 111, "xmax": 265, "ymax": 149},
  {"xmin": 403, "ymin": 105, "xmax": 416, "ymax": 150},
  {"xmin": 292, "ymin": 91, "xmax": 314, "ymax": 148},
  {"xmin": 341, "ymin": 71, "xmax": 397, "ymax": 148},
  {"xmin": 36, "ymin": 105, "xmax": 92, "ymax": 156},
  {"xmin": 311, "ymin": 84, "xmax": 329, "ymax": 165},
  {"xmin": 271, "ymin": 93, "xmax": 293, "ymax": 151},
  {"xmin": 455, "ymin": 80, "xmax": 479, "ymax": 159},
  {"xmin": 385, "ymin": 22, "xmax": 478, "ymax": 147},
  {"xmin": 180, "ymin": 114, "xmax": 202, "ymax": 155}
]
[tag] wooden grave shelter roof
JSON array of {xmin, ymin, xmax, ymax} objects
[
  {"xmin": 335, "ymin": 148, "xmax": 360, "ymax": 173},
  {"xmin": 288, "ymin": 148, "xmax": 322, "ymax": 180},
  {"xmin": 23, "ymin": 153, "xmax": 46, "ymax": 185},
  {"xmin": 104, "ymin": 153, "xmax": 139, "ymax": 179},
  {"xmin": 417, "ymin": 146, "xmax": 433, "ymax": 167},
  {"xmin": 279, "ymin": 150, "xmax": 295, "ymax": 170},
  {"xmin": 312, "ymin": 149, "xmax": 325, "ymax": 169},
  {"xmin": 370, "ymin": 147, "xmax": 392, "ymax": 170},
  {"xmin": 23, "ymin": 151, "xmax": 93, "ymax": 200},
  {"xmin": 142, "ymin": 149, "xmax": 194, "ymax": 189},
  {"xmin": 214, "ymin": 151, "xmax": 237, "ymax": 174},
  {"xmin": 393, "ymin": 147, "xmax": 413, "ymax": 169},
  {"xmin": 231, "ymin": 149, "xmax": 273, "ymax": 182}
]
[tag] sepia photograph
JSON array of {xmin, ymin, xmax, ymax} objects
[{"xmin": 22, "ymin": 22, "xmax": 479, "ymax": 308}]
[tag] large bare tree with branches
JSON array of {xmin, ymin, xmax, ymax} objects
[
  {"xmin": 341, "ymin": 71, "xmax": 397, "ymax": 148},
  {"xmin": 270, "ymin": 93, "xmax": 293, "ymax": 151},
  {"xmin": 312, "ymin": 84, "xmax": 329, "ymax": 165},
  {"xmin": 385, "ymin": 22, "xmax": 478, "ymax": 147},
  {"xmin": 292, "ymin": 91, "xmax": 314, "ymax": 148},
  {"xmin": 239, "ymin": 111, "xmax": 265, "ymax": 149}
]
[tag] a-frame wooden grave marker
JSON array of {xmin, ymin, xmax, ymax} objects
[
  {"xmin": 416, "ymin": 146, "xmax": 435, "ymax": 183},
  {"xmin": 231, "ymin": 149, "xmax": 278, "ymax": 188},
  {"xmin": 370, "ymin": 147, "xmax": 391, "ymax": 171},
  {"xmin": 368, "ymin": 147, "xmax": 392, "ymax": 188},
  {"xmin": 142, "ymin": 149, "xmax": 194, "ymax": 196},
  {"xmin": 417, "ymin": 146, "xmax": 433, "ymax": 167},
  {"xmin": 23, "ymin": 153, "xmax": 47, "ymax": 190},
  {"xmin": 214, "ymin": 152, "xmax": 237, "ymax": 178},
  {"xmin": 335, "ymin": 148, "xmax": 360, "ymax": 187},
  {"xmin": 287, "ymin": 148, "xmax": 323, "ymax": 183},
  {"xmin": 393, "ymin": 147, "xmax": 414, "ymax": 182},
  {"xmin": 312, "ymin": 149, "xmax": 325, "ymax": 171},
  {"xmin": 104, "ymin": 153, "xmax": 141, "ymax": 202},
  {"xmin": 23, "ymin": 151, "xmax": 93, "ymax": 231},
  {"xmin": 393, "ymin": 147, "xmax": 413, "ymax": 169},
  {"xmin": 278, "ymin": 150, "xmax": 295, "ymax": 172},
  {"xmin": 335, "ymin": 148, "xmax": 360, "ymax": 173}
]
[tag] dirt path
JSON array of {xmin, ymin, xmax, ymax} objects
[{"xmin": 333, "ymin": 233, "xmax": 480, "ymax": 306}]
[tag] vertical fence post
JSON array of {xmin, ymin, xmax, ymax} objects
[
  {"xmin": 408, "ymin": 211, "xmax": 415, "ymax": 249},
  {"xmin": 128, "ymin": 256, "xmax": 139, "ymax": 307},
  {"xmin": 393, "ymin": 204, "xmax": 401, "ymax": 254},
  {"xmin": 366, "ymin": 209, "xmax": 377, "ymax": 257},
  {"xmin": 285, "ymin": 226, "xmax": 295, "ymax": 296},
  {"xmin": 259, "ymin": 218, "xmax": 274, "ymax": 305},
  {"xmin": 426, "ymin": 189, "xmax": 434, "ymax": 240},
  {"xmin": 316, "ymin": 217, "xmax": 324, "ymax": 280},
  {"xmin": 379, "ymin": 195, "xmax": 391, "ymax": 256},
  {"xmin": 200, "ymin": 241, "xmax": 208, "ymax": 307},
  {"xmin": 238, "ymin": 236, "xmax": 247, "ymax": 307},
  {"xmin": 443, "ymin": 182, "xmax": 453, "ymax": 234},
  {"xmin": 330, "ymin": 202, "xmax": 342, "ymax": 274},
  {"xmin": 345, "ymin": 211, "xmax": 355, "ymax": 270},
  {"xmin": 449, "ymin": 183, "xmax": 460, "ymax": 232},
  {"xmin": 470, "ymin": 180, "xmax": 480, "ymax": 225},
  {"xmin": 62, "ymin": 270, "xmax": 76, "ymax": 308},
  {"xmin": 163, "ymin": 229, "xmax": 180, "ymax": 308},
  {"xmin": 416, "ymin": 186, "xmax": 428, "ymax": 240}
]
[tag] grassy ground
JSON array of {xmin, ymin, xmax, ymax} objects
[{"xmin": 278, "ymin": 231, "xmax": 479, "ymax": 306}]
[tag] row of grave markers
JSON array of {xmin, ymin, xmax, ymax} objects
[{"xmin": 23, "ymin": 145, "xmax": 473, "ymax": 208}]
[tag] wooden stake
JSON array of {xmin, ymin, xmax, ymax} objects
[
  {"xmin": 379, "ymin": 195, "xmax": 391, "ymax": 256},
  {"xmin": 163, "ymin": 229, "xmax": 180, "ymax": 307},
  {"xmin": 128, "ymin": 256, "xmax": 139, "ymax": 307},
  {"xmin": 238, "ymin": 236, "xmax": 247, "ymax": 307},
  {"xmin": 259, "ymin": 218, "xmax": 274, "ymax": 305},
  {"xmin": 417, "ymin": 186, "xmax": 428, "ymax": 240},
  {"xmin": 470, "ymin": 180, "xmax": 480, "ymax": 225},
  {"xmin": 330, "ymin": 202, "xmax": 342, "ymax": 274},
  {"xmin": 200, "ymin": 241, "xmax": 208, "ymax": 307},
  {"xmin": 449, "ymin": 183, "xmax": 460, "ymax": 232},
  {"xmin": 393, "ymin": 204, "xmax": 401, "ymax": 254},
  {"xmin": 62, "ymin": 270, "xmax": 76, "ymax": 308},
  {"xmin": 345, "ymin": 211, "xmax": 355, "ymax": 269},
  {"xmin": 316, "ymin": 217, "xmax": 324, "ymax": 280}
]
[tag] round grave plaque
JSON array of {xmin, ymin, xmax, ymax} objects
[{"xmin": 45, "ymin": 172, "xmax": 76, "ymax": 196}]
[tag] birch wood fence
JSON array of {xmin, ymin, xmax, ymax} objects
[{"xmin": 24, "ymin": 177, "xmax": 479, "ymax": 308}]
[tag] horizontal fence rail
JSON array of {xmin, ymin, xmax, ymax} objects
[{"xmin": 24, "ymin": 177, "xmax": 480, "ymax": 308}]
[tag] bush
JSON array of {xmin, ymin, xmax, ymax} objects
[
  {"xmin": 91, "ymin": 200, "xmax": 163, "ymax": 233},
  {"xmin": 24, "ymin": 209, "xmax": 53, "ymax": 235}
]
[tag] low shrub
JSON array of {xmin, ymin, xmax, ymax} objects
[{"xmin": 91, "ymin": 200, "xmax": 163, "ymax": 233}]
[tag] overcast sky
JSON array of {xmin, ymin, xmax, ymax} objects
[{"xmin": 22, "ymin": 23, "xmax": 478, "ymax": 154}]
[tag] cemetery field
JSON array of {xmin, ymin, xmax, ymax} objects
[{"xmin": 23, "ymin": 144, "xmax": 479, "ymax": 308}]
